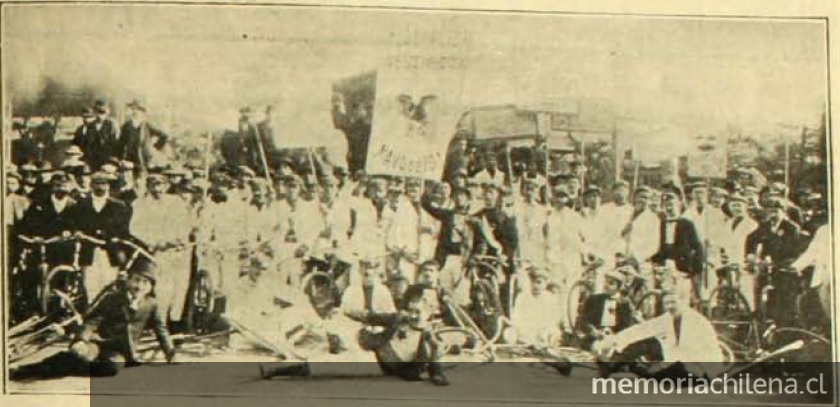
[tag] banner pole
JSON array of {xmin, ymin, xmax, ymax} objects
[{"xmin": 252, "ymin": 121, "xmax": 274, "ymax": 196}]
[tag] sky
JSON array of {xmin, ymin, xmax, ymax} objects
[{"xmin": 3, "ymin": 5, "xmax": 829, "ymax": 155}]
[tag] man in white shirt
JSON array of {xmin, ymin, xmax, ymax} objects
[
  {"xmin": 592, "ymin": 286, "xmax": 723, "ymax": 379},
  {"xmin": 515, "ymin": 177, "xmax": 549, "ymax": 266},
  {"xmin": 510, "ymin": 266, "xmax": 562, "ymax": 345},
  {"xmin": 276, "ymin": 175, "xmax": 322, "ymax": 288},
  {"xmin": 619, "ymin": 186, "xmax": 660, "ymax": 263},
  {"xmin": 602, "ymin": 180, "xmax": 634, "ymax": 242},
  {"xmin": 546, "ymin": 186, "xmax": 588, "ymax": 293},
  {"xmin": 130, "ymin": 174, "xmax": 193, "ymax": 322},
  {"xmin": 791, "ymin": 224, "xmax": 831, "ymax": 325},
  {"xmin": 720, "ymin": 193, "xmax": 759, "ymax": 309}
]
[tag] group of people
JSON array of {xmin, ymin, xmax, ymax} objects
[{"xmin": 5, "ymin": 99, "xmax": 831, "ymax": 386}]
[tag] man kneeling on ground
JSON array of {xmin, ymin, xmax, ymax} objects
[{"xmin": 259, "ymin": 292, "xmax": 450, "ymax": 386}]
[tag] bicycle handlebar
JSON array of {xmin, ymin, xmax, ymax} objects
[
  {"xmin": 17, "ymin": 235, "xmax": 64, "ymax": 245},
  {"xmin": 111, "ymin": 238, "xmax": 155, "ymax": 261}
]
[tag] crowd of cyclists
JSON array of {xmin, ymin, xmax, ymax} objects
[{"xmin": 4, "ymin": 100, "xmax": 832, "ymax": 383}]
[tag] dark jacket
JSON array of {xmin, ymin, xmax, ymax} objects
[
  {"xmin": 19, "ymin": 196, "xmax": 79, "ymax": 264},
  {"xmin": 73, "ymin": 119, "xmax": 119, "ymax": 170},
  {"xmin": 650, "ymin": 217, "xmax": 705, "ymax": 276},
  {"xmin": 117, "ymin": 121, "xmax": 169, "ymax": 170},
  {"xmin": 745, "ymin": 218, "xmax": 805, "ymax": 267},
  {"xmin": 77, "ymin": 288, "xmax": 173, "ymax": 362},
  {"xmin": 577, "ymin": 293, "xmax": 635, "ymax": 335},
  {"xmin": 470, "ymin": 207, "xmax": 519, "ymax": 262},
  {"xmin": 421, "ymin": 197, "xmax": 473, "ymax": 266},
  {"xmin": 72, "ymin": 196, "xmax": 132, "ymax": 266}
]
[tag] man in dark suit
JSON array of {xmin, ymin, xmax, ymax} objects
[
  {"xmin": 74, "ymin": 101, "xmax": 120, "ymax": 171},
  {"xmin": 650, "ymin": 187, "xmax": 705, "ymax": 300},
  {"xmin": 118, "ymin": 100, "xmax": 169, "ymax": 173},
  {"xmin": 9, "ymin": 260, "xmax": 175, "ymax": 380},
  {"xmin": 745, "ymin": 198, "xmax": 806, "ymax": 327},
  {"xmin": 422, "ymin": 187, "xmax": 474, "ymax": 268},
  {"xmin": 577, "ymin": 269, "xmax": 636, "ymax": 351},
  {"xmin": 72, "ymin": 172, "xmax": 133, "ymax": 303},
  {"xmin": 470, "ymin": 183, "xmax": 519, "ymax": 266},
  {"xmin": 746, "ymin": 197, "xmax": 806, "ymax": 267},
  {"xmin": 19, "ymin": 172, "xmax": 79, "ymax": 265}
]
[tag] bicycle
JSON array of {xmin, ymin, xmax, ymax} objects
[
  {"xmin": 11, "ymin": 235, "xmax": 64, "ymax": 324},
  {"xmin": 9, "ymin": 291, "xmax": 84, "ymax": 370},
  {"xmin": 41, "ymin": 232, "xmax": 107, "ymax": 317},
  {"xmin": 564, "ymin": 257, "xmax": 605, "ymax": 331},
  {"xmin": 83, "ymin": 236, "xmax": 152, "ymax": 312}
]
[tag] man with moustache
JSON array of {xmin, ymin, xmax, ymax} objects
[
  {"xmin": 118, "ymin": 100, "xmax": 169, "ymax": 174},
  {"xmin": 650, "ymin": 186, "xmax": 705, "ymax": 302},
  {"xmin": 73, "ymin": 172, "xmax": 133, "ymax": 305},
  {"xmin": 10, "ymin": 260, "xmax": 175, "ymax": 380}
]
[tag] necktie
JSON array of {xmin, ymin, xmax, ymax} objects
[
  {"xmin": 673, "ymin": 315, "xmax": 682, "ymax": 345},
  {"xmin": 732, "ymin": 217, "xmax": 743, "ymax": 231}
]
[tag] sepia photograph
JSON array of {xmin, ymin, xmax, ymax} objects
[{"xmin": 1, "ymin": 2, "xmax": 835, "ymax": 405}]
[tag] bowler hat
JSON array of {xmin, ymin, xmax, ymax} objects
[
  {"xmin": 93, "ymin": 100, "xmax": 109, "ymax": 114},
  {"xmin": 126, "ymin": 99, "xmax": 147, "ymax": 112},
  {"xmin": 131, "ymin": 258, "xmax": 157, "ymax": 285}
]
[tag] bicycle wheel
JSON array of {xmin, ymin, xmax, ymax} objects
[
  {"xmin": 565, "ymin": 281, "xmax": 592, "ymax": 331},
  {"xmin": 765, "ymin": 327, "xmax": 831, "ymax": 364},
  {"xmin": 636, "ymin": 291, "xmax": 662, "ymax": 320},
  {"xmin": 705, "ymin": 286, "xmax": 753, "ymax": 353},
  {"xmin": 42, "ymin": 265, "xmax": 85, "ymax": 317}
]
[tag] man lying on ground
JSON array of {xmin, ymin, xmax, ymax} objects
[
  {"xmin": 259, "ymin": 292, "xmax": 450, "ymax": 386},
  {"xmin": 11, "ymin": 259, "xmax": 175, "ymax": 380}
]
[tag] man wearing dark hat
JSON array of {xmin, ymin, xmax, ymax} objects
[
  {"xmin": 10, "ymin": 260, "xmax": 175, "ymax": 380},
  {"xmin": 79, "ymin": 101, "xmax": 119, "ymax": 170},
  {"xmin": 118, "ymin": 99, "xmax": 170, "ymax": 173},
  {"xmin": 71, "ymin": 106, "xmax": 95, "ymax": 159},
  {"xmin": 470, "ymin": 181, "xmax": 519, "ymax": 267},
  {"xmin": 650, "ymin": 187, "xmax": 705, "ymax": 301},
  {"xmin": 237, "ymin": 106, "xmax": 266, "ymax": 174},
  {"xmin": 745, "ymin": 197, "xmax": 806, "ymax": 267},
  {"xmin": 13, "ymin": 172, "xmax": 78, "ymax": 317},
  {"xmin": 745, "ymin": 197, "xmax": 806, "ymax": 328},
  {"xmin": 73, "ymin": 171, "xmax": 133, "ymax": 303}
]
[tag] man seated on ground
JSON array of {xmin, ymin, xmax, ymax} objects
[
  {"xmin": 259, "ymin": 293, "xmax": 450, "ymax": 386},
  {"xmin": 588, "ymin": 286, "xmax": 723, "ymax": 380},
  {"xmin": 10, "ymin": 260, "xmax": 175, "ymax": 380},
  {"xmin": 510, "ymin": 266, "xmax": 563, "ymax": 346},
  {"xmin": 576, "ymin": 268, "xmax": 635, "ymax": 351}
]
